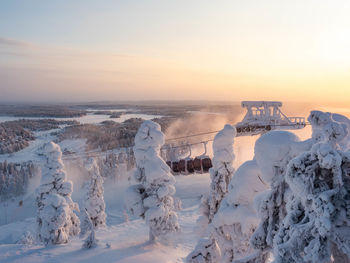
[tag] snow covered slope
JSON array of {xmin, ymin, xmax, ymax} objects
[{"xmin": 0, "ymin": 174, "xmax": 211, "ymax": 263}]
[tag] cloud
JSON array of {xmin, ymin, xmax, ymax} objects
[{"xmin": 0, "ymin": 37, "xmax": 38, "ymax": 49}]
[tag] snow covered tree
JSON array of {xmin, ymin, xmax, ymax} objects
[
  {"xmin": 84, "ymin": 158, "xmax": 106, "ymax": 228},
  {"xmin": 81, "ymin": 209, "xmax": 98, "ymax": 249},
  {"xmin": 272, "ymin": 115, "xmax": 350, "ymax": 263},
  {"xmin": 199, "ymin": 124, "xmax": 236, "ymax": 225},
  {"xmin": 36, "ymin": 142, "xmax": 80, "ymax": 245},
  {"xmin": 243, "ymin": 111, "xmax": 349, "ymax": 262},
  {"xmin": 125, "ymin": 120, "xmax": 179, "ymax": 241},
  {"xmin": 188, "ymin": 124, "xmax": 248, "ymax": 263}
]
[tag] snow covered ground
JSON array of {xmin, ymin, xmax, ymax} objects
[{"xmin": 0, "ymin": 174, "xmax": 211, "ymax": 263}]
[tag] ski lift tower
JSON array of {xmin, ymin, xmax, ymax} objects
[{"xmin": 235, "ymin": 101, "xmax": 306, "ymax": 136}]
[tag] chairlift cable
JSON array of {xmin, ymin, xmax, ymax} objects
[{"xmin": 61, "ymin": 122, "xmax": 311, "ymax": 161}]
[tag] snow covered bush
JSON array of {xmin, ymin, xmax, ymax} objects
[
  {"xmin": 187, "ymin": 237, "xmax": 221, "ymax": 263},
  {"xmin": 17, "ymin": 231, "xmax": 35, "ymax": 245},
  {"xmin": 36, "ymin": 142, "xmax": 80, "ymax": 245},
  {"xmin": 125, "ymin": 120, "xmax": 179, "ymax": 241},
  {"xmin": 84, "ymin": 158, "xmax": 106, "ymax": 228},
  {"xmin": 200, "ymin": 124, "xmax": 236, "ymax": 225}
]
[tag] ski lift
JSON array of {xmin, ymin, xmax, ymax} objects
[{"xmin": 166, "ymin": 101, "xmax": 307, "ymax": 174}]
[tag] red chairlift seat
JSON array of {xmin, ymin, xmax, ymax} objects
[
  {"xmin": 179, "ymin": 144, "xmax": 193, "ymax": 175},
  {"xmin": 171, "ymin": 161, "xmax": 180, "ymax": 174},
  {"xmin": 178, "ymin": 159, "xmax": 186, "ymax": 174},
  {"xmin": 193, "ymin": 142, "xmax": 213, "ymax": 173},
  {"xmin": 186, "ymin": 158, "xmax": 195, "ymax": 173},
  {"xmin": 193, "ymin": 157, "xmax": 202, "ymax": 172},
  {"xmin": 201, "ymin": 157, "xmax": 212, "ymax": 172}
]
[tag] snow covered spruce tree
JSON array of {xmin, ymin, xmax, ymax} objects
[
  {"xmin": 199, "ymin": 124, "xmax": 236, "ymax": 225},
  {"xmin": 125, "ymin": 120, "xmax": 179, "ymax": 242},
  {"xmin": 84, "ymin": 158, "xmax": 106, "ymax": 228},
  {"xmin": 187, "ymin": 124, "xmax": 237, "ymax": 263},
  {"xmin": 272, "ymin": 115, "xmax": 350, "ymax": 263},
  {"xmin": 36, "ymin": 142, "xmax": 80, "ymax": 245}
]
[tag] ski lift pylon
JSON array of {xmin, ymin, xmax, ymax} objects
[{"xmin": 235, "ymin": 101, "xmax": 306, "ymax": 136}]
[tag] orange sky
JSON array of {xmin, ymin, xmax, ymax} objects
[{"xmin": 0, "ymin": 0, "xmax": 349, "ymax": 103}]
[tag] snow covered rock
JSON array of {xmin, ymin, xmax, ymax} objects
[
  {"xmin": 36, "ymin": 141, "xmax": 80, "ymax": 245},
  {"xmin": 125, "ymin": 120, "xmax": 179, "ymax": 241},
  {"xmin": 84, "ymin": 158, "xmax": 106, "ymax": 228}
]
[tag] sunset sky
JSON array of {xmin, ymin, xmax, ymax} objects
[{"xmin": 1, "ymin": 0, "xmax": 349, "ymax": 103}]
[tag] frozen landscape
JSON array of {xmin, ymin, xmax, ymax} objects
[
  {"xmin": 2, "ymin": 0, "xmax": 350, "ymax": 261},
  {"xmin": 0, "ymin": 102, "xmax": 242, "ymax": 262},
  {"xmin": 0, "ymin": 101, "xmax": 349, "ymax": 263}
]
